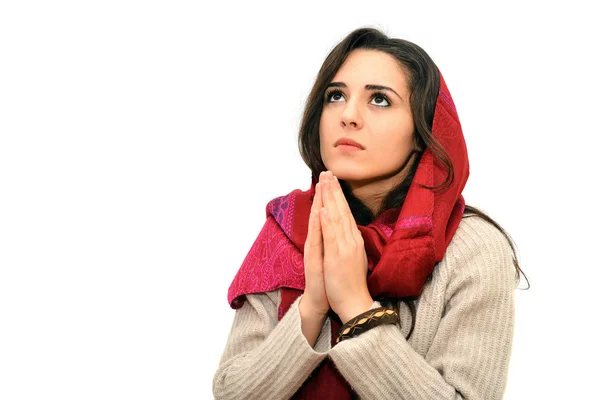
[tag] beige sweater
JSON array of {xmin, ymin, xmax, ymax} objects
[{"xmin": 213, "ymin": 216, "xmax": 516, "ymax": 400}]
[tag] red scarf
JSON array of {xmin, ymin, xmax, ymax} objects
[{"xmin": 227, "ymin": 71, "xmax": 469, "ymax": 398}]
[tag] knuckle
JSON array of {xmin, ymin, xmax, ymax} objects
[
  {"xmin": 338, "ymin": 244, "xmax": 351, "ymax": 256},
  {"xmin": 339, "ymin": 250, "xmax": 352, "ymax": 262}
]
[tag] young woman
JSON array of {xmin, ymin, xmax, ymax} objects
[{"xmin": 213, "ymin": 27, "xmax": 526, "ymax": 400}]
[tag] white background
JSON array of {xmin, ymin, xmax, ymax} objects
[{"xmin": 1, "ymin": 1, "xmax": 598, "ymax": 399}]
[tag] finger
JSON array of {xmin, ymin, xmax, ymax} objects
[
  {"xmin": 313, "ymin": 181, "xmax": 323, "ymax": 212},
  {"xmin": 321, "ymin": 178, "xmax": 346, "ymax": 244},
  {"xmin": 307, "ymin": 209, "xmax": 323, "ymax": 253},
  {"xmin": 319, "ymin": 207, "xmax": 337, "ymax": 253},
  {"xmin": 329, "ymin": 176, "xmax": 358, "ymax": 243},
  {"xmin": 309, "ymin": 182, "xmax": 323, "ymax": 241}
]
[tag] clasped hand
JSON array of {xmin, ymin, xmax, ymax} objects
[{"xmin": 303, "ymin": 170, "xmax": 374, "ymax": 324}]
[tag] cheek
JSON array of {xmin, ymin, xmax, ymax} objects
[
  {"xmin": 371, "ymin": 123, "xmax": 415, "ymax": 161},
  {"xmin": 319, "ymin": 113, "xmax": 333, "ymax": 138},
  {"xmin": 319, "ymin": 114, "xmax": 335, "ymax": 152},
  {"xmin": 393, "ymin": 115, "xmax": 415, "ymax": 147}
]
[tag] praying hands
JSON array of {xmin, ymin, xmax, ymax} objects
[{"xmin": 309, "ymin": 170, "xmax": 374, "ymax": 324}]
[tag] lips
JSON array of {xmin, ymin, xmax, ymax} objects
[{"xmin": 334, "ymin": 138, "xmax": 364, "ymax": 149}]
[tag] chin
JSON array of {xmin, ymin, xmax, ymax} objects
[{"xmin": 325, "ymin": 164, "xmax": 371, "ymax": 183}]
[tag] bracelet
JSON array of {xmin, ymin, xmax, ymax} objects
[{"xmin": 336, "ymin": 307, "xmax": 399, "ymax": 343}]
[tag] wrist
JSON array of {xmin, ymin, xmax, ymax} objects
[
  {"xmin": 337, "ymin": 306, "xmax": 399, "ymax": 343},
  {"xmin": 338, "ymin": 294, "xmax": 375, "ymax": 324},
  {"xmin": 299, "ymin": 295, "xmax": 329, "ymax": 320},
  {"xmin": 298, "ymin": 296, "xmax": 328, "ymax": 348}
]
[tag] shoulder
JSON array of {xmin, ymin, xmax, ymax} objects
[
  {"xmin": 448, "ymin": 215, "xmax": 513, "ymax": 259},
  {"xmin": 441, "ymin": 215, "xmax": 517, "ymax": 292}
]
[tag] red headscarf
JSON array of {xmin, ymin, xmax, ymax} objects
[{"xmin": 227, "ymin": 71, "xmax": 469, "ymax": 398}]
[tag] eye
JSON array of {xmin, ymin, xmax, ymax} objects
[
  {"xmin": 325, "ymin": 90, "xmax": 345, "ymax": 103},
  {"xmin": 324, "ymin": 90, "xmax": 392, "ymax": 108},
  {"xmin": 370, "ymin": 92, "xmax": 391, "ymax": 107}
]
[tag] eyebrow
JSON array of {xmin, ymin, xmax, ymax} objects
[{"xmin": 326, "ymin": 81, "xmax": 403, "ymax": 101}]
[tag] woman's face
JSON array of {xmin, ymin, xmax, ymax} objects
[{"xmin": 319, "ymin": 49, "xmax": 418, "ymax": 193}]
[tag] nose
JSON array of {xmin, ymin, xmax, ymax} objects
[{"xmin": 340, "ymin": 101, "xmax": 362, "ymax": 129}]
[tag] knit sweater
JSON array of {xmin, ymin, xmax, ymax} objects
[{"xmin": 212, "ymin": 215, "xmax": 516, "ymax": 400}]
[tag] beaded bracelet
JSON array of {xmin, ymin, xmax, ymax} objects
[{"xmin": 336, "ymin": 307, "xmax": 399, "ymax": 343}]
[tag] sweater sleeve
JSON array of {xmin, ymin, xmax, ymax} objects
[
  {"xmin": 212, "ymin": 290, "xmax": 331, "ymax": 400},
  {"xmin": 328, "ymin": 219, "xmax": 516, "ymax": 400}
]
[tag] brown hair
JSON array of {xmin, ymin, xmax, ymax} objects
[{"xmin": 297, "ymin": 26, "xmax": 529, "ymax": 338}]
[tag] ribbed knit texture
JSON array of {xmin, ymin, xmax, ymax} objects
[{"xmin": 213, "ymin": 216, "xmax": 516, "ymax": 400}]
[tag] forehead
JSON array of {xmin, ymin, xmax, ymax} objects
[{"xmin": 332, "ymin": 49, "xmax": 409, "ymax": 91}]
